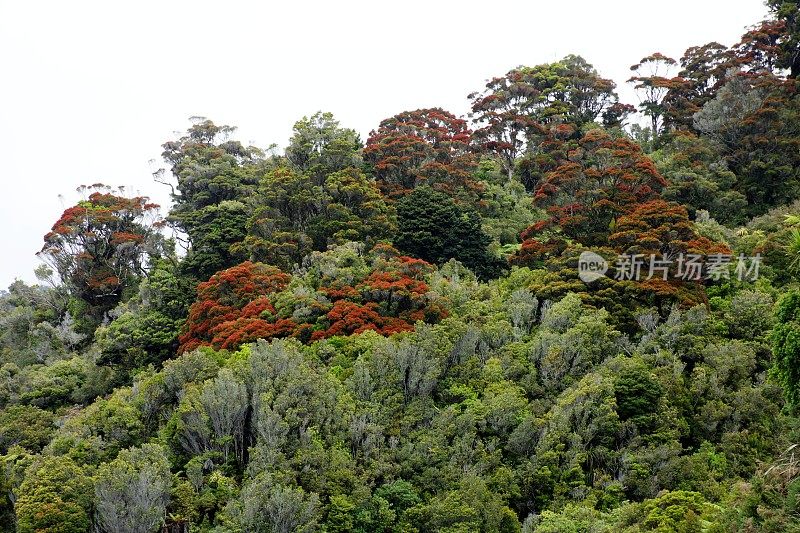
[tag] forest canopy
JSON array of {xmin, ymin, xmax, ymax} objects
[{"xmin": 3, "ymin": 2, "xmax": 800, "ymax": 531}]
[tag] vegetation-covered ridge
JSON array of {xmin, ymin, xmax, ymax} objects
[{"xmin": 3, "ymin": 1, "xmax": 800, "ymax": 531}]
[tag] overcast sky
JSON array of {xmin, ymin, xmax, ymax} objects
[{"xmin": 0, "ymin": 0, "xmax": 769, "ymax": 289}]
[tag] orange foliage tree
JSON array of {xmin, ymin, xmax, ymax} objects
[
  {"xmin": 38, "ymin": 185, "xmax": 163, "ymax": 324},
  {"xmin": 512, "ymin": 130, "xmax": 730, "ymax": 323},
  {"xmin": 179, "ymin": 246, "xmax": 447, "ymax": 353},
  {"xmin": 178, "ymin": 261, "xmax": 291, "ymax": 353},
  {"xmin": 364, "ymin": 108, "xmax": 480, "ymax": 200},
  {"xmin": 517, "ymin": 127, "xmax": 667, "ymax": 251}
]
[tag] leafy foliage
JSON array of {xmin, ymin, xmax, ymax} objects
[
  {"xmin": 286, "ymin": 111, "xmax": 362, "ymax": 183},
  {"xmin": 239, "ymin": 166, "xmax": 395, "ymax": 270},
  {"xmin": 521, "ymin": 127, "xmax": 667, "ymax": 246},
  {"xmin": 179, "ymin": 245, "xmax": 448, "ymax": 353},
  {"xmin": 470, "ymin": 56, "xmax": 622, "ymax": 178},
  {"xmin": 38, "ymin": 185, "xmax": 163, "ymax": 331},
  {"xmin": 364, "ymin": 108, "xmax": 480, "ymax": 200},
  {"xmin": 395, "ymin": 186, "xmax": 505, "ymax": 280},
  {"xmin": 12, "ymin": 8, "xmax": 800, "ymax": 531}
]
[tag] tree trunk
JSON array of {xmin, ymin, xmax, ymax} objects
[{"xmin": 163, "ymin": 520, "xmax": 190, "ymax": 533}]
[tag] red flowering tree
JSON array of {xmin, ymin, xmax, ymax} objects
[
  {"xmin": 179, "ymin": 246, "xmax": 448, "ymax": 353},
  {"xmin": 38, "ymin": 185, "xmax": 163, "ymax": 325},
  {"xmin": 364, "ymin": 108, "xmax": 479, "ymax": 200},
  {"xmin": 178, "ymin": 261, "xmax": 291, "ymax": 353},
  {"xmin": 516, "ymin": 201, "xmax": 730, "ymax": 331},
  {"xmin": 608, "ymin": 200, "xmax": 728, "ymax": 258},
  {"xmin": 470, "ymin": 56, "xmax": 621, "ymax": 179},
  {"xmin": 735, "ymin": 19, "xmax": 789, "ymax": 74},
  {"xmin": 521, "ymin": 128, "xmax": 667, "ymax": 247},
  {"xmin": 309, "ymin": 247, "xmax": 446, "ymax": 341},
  {"xmin": 607, "ymin": 199, "xmax": 732, "ymax": 305},
  {"xmin": 511, "ymin": 130, "xmax": 727, "ymax": 317},
  {"xmin": 661, "ymin": 42, "xmax": 737, "ymax": 131}
]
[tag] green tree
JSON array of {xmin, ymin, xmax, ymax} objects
[
  {"xmin": 628, "ymin": 52, "xmax": 680, "ymax": 143},
  {"xmin": 94, "ymin": 443, "xmax": 172, "ymax": 533},
  {"xmin": 0, "ymin": 405, "xmax": 55, "ymax": 453},
  {"xmin": 656, "ymin": 132, "xmax": 747, "ymax": 225},
  {"xmin": 773, "ymin": 290, "xmax": 800, "ymax": 408},
  {"xmin": 766, "ymin": 0, "xmax": 800, "ymax": 77},
  {"xmin": 95, "ymin": 260, "xmax": 192, "ymax": 377},
  {"xmin": 286, "ymin": 111, "xmax": 362, "ymax": 183},
  {"xmin": 237, "ymin": 473, "xmax": 320, "ymax": 533},
  {"xmin": 240, "ymin": 167, "xmax": 394, "ymax": 270},
  {"xmin": 613, "ymin": 357, "xmax": 663, "ymax": 432},
  {"xmin": 395, "ymin": 187, "xmax": 504, "ymax": 280},
  {"xmin": 177, "ymin": 200, "xmax": 250, "ymax": 281},
  {"xmin": 15, "ymin": 455, "xmax": 93, "ymax": 533},
  {"xmin": 159, "ymin": 119, "xmax": 266, "ymax": 281}
]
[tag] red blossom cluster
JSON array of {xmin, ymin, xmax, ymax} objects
[
  {"xmin": 178, "ymin": 247, "xmax": 447, "ymax": 353},
  {"xmin": 178, "ymin": 262, "xmax": 290, "ymax": 353},
  {"xmin": 519, "ymin": 128, "xmax": 667, "ymax": 249},
  {"xmin": 364, "ymin": 108, "xmax": 480, "ymax": 200},
  {"xmin": 39, "ymin": 187, "xmax": 161, "ymax": 310}
]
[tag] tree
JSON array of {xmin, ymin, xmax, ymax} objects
[
  {"xmin": 403, "ymin": 474, "xmax": 519, "ymax": 532},
  {"xmin": 736, "ymin": 19, "xmax": 790, "ymax": 74},
  {"xmin": 177, "ymin": 200, "xmax": 250, "ymax": 281},
  {"xmin": 606, "ymin": 199, "xmax": 729, "ymax": 306},
  {"xmin": 179, "ymin": 246, "xmax": 447, "ymax": 353},
  {"xmin": 526, "ymin": 370, "xmax": 622, "ymax": 509},
  {"xmin": 0, "ymin": 405, "xmax": 54, "ymax": 453},
  {"xmin": 608, "ymin": 199, "xmax": 727, "ymax": 259},
  {"xmin": 522, "ymin": 128, "xmax": 667, "ymax": 247},
  {"xmin": 531, "ymin": 297, "xmax": 623, "ymax": 393},
  {"xmin": 766, "ymin": 0, "xmax": 800, "ymax": 77},
  {"xmin": 238, "ymin": 474, "xmax": 320, "ymax": 533},
  {"xmin": 395, "ymin": 186, "xmax": 504, "ymax": 280},
  {"xmin": 0, "ymin": 279, "xmax": 74, "ymax": 367},
  {"xmin": 772, "ymin": 290, "xmax": 800, "ymax": 408},
  {"xmin": 160, "ymin": 119, "xmax": 263, "ymax": 216},
  {"xmin": 613, "ymin": 357, "xmax": 663, "ymax": 431},
  {"xmin": 15, "ymin": 455, "xmax": 93, "ymax": 533},
  {"xmin": 628, "ymin": 53, "xmax": 680, "ymax": 142},
  {"xmin": 693, "ymin": 74, "xmax": 767, "ymax": 147},
  {"xmin": 470, "ymin": 56, "xmax": 621, "ymax": 178},
  {"xmin": 312, "ymin": 167, "xmax": 396, "ymax": 248},
  {"xmin": 364, "ymin": 108, "xmax": 479, "ymax": 199},
  {"xmin": 239, "ymin": 166, "xmax": 394, "ymax": 270},
  {"xmin": 662, "ymin": 42, "xmax": 737, "ymax": 131},
  {"xmin": 38, "ymin": 185, "xmax": 163, "ymax": 331},
  {"xmin": 286, "ymin": 111, "xmax": 362, "ymax": 183},
  {"xmin": 95, "ymin": 260, "xmax": 192, "ymax": 375},
  {"xmin": 0, "ymin": 447, "xmax": 34, "ymax": 530},
  {"xmin": 695, "ymin": 73, "xmax": 800, "ymax": 215},
  {"xmin": 657, "ymin": 132, "xmax": 747, "ymax": 225},
  {"xmin": 159, "ymin": 119, "xmax": 266, "ymax": 280},
  {"xmin": 178, "ymin": 261, "xmax": 292, "ymax": 353},
  {"xmin": 634, "ymin": 491, "xmax": 717, "ymax": 531},
  {"xmin": 94, "ymin": 443, "xmax": 172, "ymax": 533},
  {"xmin": 553, "ymin": 55, "xmax": 621, "ymax": 125},
  {"xmin": 198, "ymin": 369, "xmax": 248, "ymax": 464}
]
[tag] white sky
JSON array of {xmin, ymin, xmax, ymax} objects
[{"xmin": 0, "ymin": 0, "xmax": 769, "ymax": 288}]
